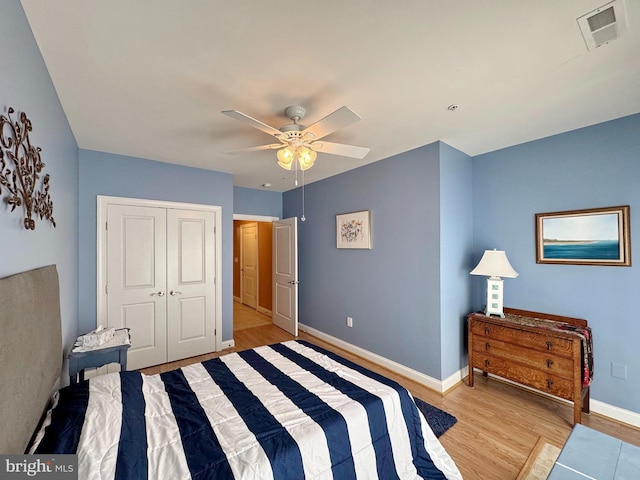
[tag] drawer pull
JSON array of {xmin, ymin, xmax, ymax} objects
[
  {"xmin": 485, "ymin": 342, "xmax": 491, "ymax": 351},
  {"xmin": 546, "ymin": 379, "xmax": 554, "ymax": 389},
  {"xmin": 546, "ymin": 359, "xmax": 554, "ymax": 368},
  {"xmin": 484, "ymin": 327, "xmax": 490, "ymax": 335},
  {"xmin": 546, "ymin": 341, "xmax": 553, "ymax": 350},
  {"xmin": 484, "ymin": 359, "xmax": 490, "ymax": 368}
]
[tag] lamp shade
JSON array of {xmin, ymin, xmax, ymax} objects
[
  {"xmin": 297, "ymin": 146, "xmax": 316, "ymax": 170},
  {"xmin": 470, "ymin": 249, "xmax": 518, "ymax": 278},
  {"xmin": 276, "ymin": 146, "xmax": 294, "ymax": 170}
]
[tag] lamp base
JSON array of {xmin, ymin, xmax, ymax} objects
[{"xmin": 484, "ymin": 277, "xmax": 505, "ymax": 317}]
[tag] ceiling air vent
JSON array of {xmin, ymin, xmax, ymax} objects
[{"xmin": 578, "ymin": 0, "xmax": 628, "ymax": 51}]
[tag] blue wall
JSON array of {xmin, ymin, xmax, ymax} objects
[
  {"xmin": 472, "ymin": 114, "xmax": 640, "ymax": 412},
  {"xmin": 1, "ymin": 1, "xmax": 79, "ymax": 369},
  {"xmin": 283, "ymin": 141, "xmax": 473, "ymax": 379},
  {"xmin": 439, "ymin": 143, "xmax": 474, "ymax": 378},
  {"xmin": 234, "ymin": 187, "xmax": 282, "ymax": 218},
  {"xmin": 78, "ymin": 150, "xmax": 235, "ymax": 340}
]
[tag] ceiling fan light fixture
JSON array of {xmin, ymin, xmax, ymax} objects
[
  {"xmin": 297, "ymin": 146, "xmax": 316, "ymax": 170},
  {"xmin": 276, "ymin": 145, "xmax": 317, "ymax": 171},
  {"xmin": 276, "ymin": 146, "xmax": 295, "ymax": 170}
]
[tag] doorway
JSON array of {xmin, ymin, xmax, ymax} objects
[
  {"xmin": 232, "ymin": 214, "xmax": 298, "ymax": 337},
  {"xmin": 233, "ymin": 216, "xmax": 276, "ymax": 318}
]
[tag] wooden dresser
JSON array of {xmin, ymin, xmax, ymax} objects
[{"xmin": 468, "ymin": 308, "xmax": 590, "ymax": 424}]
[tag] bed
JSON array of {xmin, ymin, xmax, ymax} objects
[{"xmin": 2, "ymin": 266, "xmax": 462, "ymax": 479}]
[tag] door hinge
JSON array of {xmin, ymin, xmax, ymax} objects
[
  {"xmin": 105, "ymin": 221, "xmax": 108, "ymax": 230},
  {"xmin": 105, "ymin": 283, "xmax": 108, "ymax": 294}
]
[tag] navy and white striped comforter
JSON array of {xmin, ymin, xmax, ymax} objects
[{"xmin": 31, "ymin": 340, "xmax": 461, "ymax": 479}]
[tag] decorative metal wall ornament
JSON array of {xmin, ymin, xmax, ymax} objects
[{"xmin": 0, "ymin": 107, "xmax": 55, "ymax": 229}]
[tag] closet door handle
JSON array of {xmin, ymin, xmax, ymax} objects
[
  {"xmin": 170, "ymin": 290, "xmax": 182, "ymax": 296},
  {"xmin": 150, "ymin": 291, "xmax": 165, "ymax": 297}
]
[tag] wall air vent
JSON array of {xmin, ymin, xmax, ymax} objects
[{"xmin": 577, "ymin": 0, "xmax": 628, "ymax": 51}]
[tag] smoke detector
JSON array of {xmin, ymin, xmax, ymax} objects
[{"xmin": 577, "ymin": 0, "xmax": 628, "ymax": 51}]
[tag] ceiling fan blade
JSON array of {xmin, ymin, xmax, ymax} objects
[
  {"xmin": 221, "ymin": 110, "xmax": 282, "ymax": 137},
  {"xmin": 223, "ymin": 144, "xmax": 282, "ymax": 154},
  {"xmin": 311, "ymin": 141, "xmax": 370, "ymax": 159},
  {"xmin": 302, "ymin": 106, "xmax": 361, "ymax": 140}
]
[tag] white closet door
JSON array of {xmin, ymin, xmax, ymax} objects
[
  {"xmin": 107, "ymin": 204, "xmax": 167, "ymax": 370},
  {"xmin": 166, "ymin": 208, "xmax": 217, "ymax": 362}
]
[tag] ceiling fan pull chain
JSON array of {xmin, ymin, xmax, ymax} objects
[{"xmin": 301, "ymin": 169, "xmax": 306, "ymax": 222}]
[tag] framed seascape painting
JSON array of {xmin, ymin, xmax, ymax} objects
[
  {"xmin": 336, "ymin": 210, "xmax": 371, "ymax": 249},
  {"xmin": 535, "ymin": 205, "xmax": 631, "ymax": 266}
]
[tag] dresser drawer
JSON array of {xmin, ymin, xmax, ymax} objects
[
  {"xmin": 471, "ymin": 320, "xmax": 574, "ymax": 359},
  {"xmin": 472, "ymin": 338, "xmax": 574, "ymax": 380},
  {"xmin": 472, "ymin": 353, "xmax": 574, "ymax": 400}
]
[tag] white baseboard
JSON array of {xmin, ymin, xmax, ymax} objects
[
  {"xmin": 442, "ymin": 366, "xmax": 469, "ymax": 393},
  {"xmin": 221, "ymin": 339, "xmax": 235, "ymax": 350},
  {"xmin": 301, "ymin": 324, "xmax": 640, "ymax": 429},
  {"xmin": 591, "ymin": 399, "xmax": 640, "ymax": 428},
  {"xmin": 299, "ymin": 323, "xmax": 446, "ymax": 393}
]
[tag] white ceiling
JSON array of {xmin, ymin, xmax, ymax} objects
[{"xmin": 21, "ymin": 0, "xmax": 640, "ymax": 192}]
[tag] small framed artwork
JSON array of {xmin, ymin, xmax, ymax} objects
[
  {"xmin": 336, "ymin": 210, "xmax": 371, "ymax": 249},
  {"xmin": 535, "ymin": 205, "xmax": 631, "ymax": 266}
]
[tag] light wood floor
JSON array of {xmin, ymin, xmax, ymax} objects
[
  {"xmin": 141, "ymin": 305, "xmax": 640, "ymax": 479},
  {"xmin": 232, "ymin": 302, "xmax": 272, "ymax": 330}
]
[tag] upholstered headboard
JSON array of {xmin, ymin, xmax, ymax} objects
[{"xmin": 0, "ymin": 265, "xmax": 62, "ymax": 454}]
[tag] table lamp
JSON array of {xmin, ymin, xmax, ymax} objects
[{"xmin": 470, "ymin": 249, "xmax": 518, "ymax": 317}]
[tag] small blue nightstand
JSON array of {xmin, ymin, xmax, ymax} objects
[{"xmin": 68, "ymin": 328, "xmax": 131, "ymax": 384}]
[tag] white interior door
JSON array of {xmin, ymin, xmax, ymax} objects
[
  {"xmin": 166, "ymin": 209, "xmax": 217, "ymax": 362},
  {"xmin": 272, "ymin": 217, "xmax": 298, "ymax": 336},
  {"xmin": 107, "ymin": 204, "xmax": 167, "ymax": 370},
  {"xmin": 240, "ymin": 222, "xmax": 258, "ymax": 309}
]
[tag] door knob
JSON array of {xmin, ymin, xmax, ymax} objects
[
  {"xmin": 170, "ymin": 290, "xmax": 182, "ymax": 296},
  {"xmin": 150, "ymin": 291, "xmax": 165, "ymax": 297}
]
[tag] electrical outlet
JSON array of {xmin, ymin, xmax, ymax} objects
[{"xmin": 346, "ymin": 316, "xmax": 353, "ymax": 327}]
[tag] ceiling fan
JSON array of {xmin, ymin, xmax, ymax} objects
[{"xmin": 221, "ymin": 105, "xmax": 370, "ymax": 171}]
